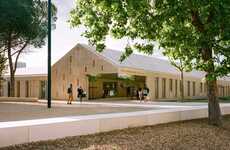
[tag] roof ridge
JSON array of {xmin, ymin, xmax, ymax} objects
[{"xmin": 79, "ymin": 43, "xmax": 169, "ymax": 63}]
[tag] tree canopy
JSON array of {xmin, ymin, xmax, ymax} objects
[
  {"xmin": 70, "ymin": 0, "xmax": 230, "ymax": 126},
  {"xmin": 0, "ymin": 0, "xmax": 57, "ymax": 96},
  {"xmin": 70, "ymin": 0, "xmax": 230, "ymax": 79},
  {"xmin": 0, "ymin": 0, "xmax": 57, "ymax": 52}
]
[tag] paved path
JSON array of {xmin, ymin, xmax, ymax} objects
[
  {"xmin": 0, "ymin": 99, "xmax": 226, "ymax": 123},
  {"xmin": 0, "ymin": 101, "xmax": 152, "ymax": 122}
]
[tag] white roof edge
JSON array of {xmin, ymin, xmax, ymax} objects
[
  {"xmin": 78, "ymin": 44, "xmax": 120, "ymax": 68},
  {"xmin": 4, "ymin": 74, "xmax": 47, "ymax": 78}
]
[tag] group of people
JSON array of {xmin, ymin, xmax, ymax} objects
[
  {"xmin": 67, "ymin": 83, "xmax": 150, "ymax": 104},
  {"xmin": 67, "ymin": 84, "xmax": 85, "ymax": 104},
  {"xmin": 137, "ymin": 87, "xmax": 150, "ymax": 102}
]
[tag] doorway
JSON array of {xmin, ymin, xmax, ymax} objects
[
  {"xmin": 39, "ymin": 80, "xmax": 47, "ymax": 99},
  {"xmin": 16, "ymin": 81, "xmax": 20, "ymax": 97}
]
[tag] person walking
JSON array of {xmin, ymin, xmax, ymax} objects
[
  {"xmin": 143, "ymin": 86, "xmax": 150, "ymax": 102},
  {"xmin": 67, "ymin": 84, "xmax": 73, "ymax": 104},
  {"xmin": 77, "ymin": 86, "xmax": 83, "ymax": 103},
  {"xmin": 138, "ymin": 88, "xmax": 143, "ymax": 102}
]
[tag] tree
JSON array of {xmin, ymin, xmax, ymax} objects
[
  {"xmin": 70, "ymin": 0, "xmax": 230, "ymax": 126},
  {"xmin": 163, "ymin": 48, "xmax": 192, "ymax": 102},
  {"xmin": 0, "ymin": 0, "xmax": 57, "ymax": 96},
  {"xmin": 0, "ymin": 53, "xmax": 6, "ymax": 80}
]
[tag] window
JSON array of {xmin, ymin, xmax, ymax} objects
[
  {"xmin": 223, "ymin": 86, "xmax": 225, "ymax": 96},
  {"xmin": 155, "ymin": 77, "xmax": 159, "ymax": 99},
  {"xmin": 7, "ymin": 81, "xmax": 10, "ymax": 97},
  {"xmin": 169, "ymin": 79, "xmax": 173, "ymax": 92},
  {"xmin": 62, "ymin": 74, "xmax": 65, "ymax": 80},
  {"xmin": 228, "ymin": 86, "xmax": 230, "ymax": 96},
  {"xmin": 39, "ymin": 81, "xmax": 47, "ymax": 99},
  {"xmin": 227, "ymin": 86, "xmax": 229, "ymax": 96},
  {"xmin": 204, "ymin": 83, "xmax": 207, "ymax": 93},
  {"xmin": 193, "ymin": 82, "xmax": 196, "ymax": 96},
  {"xmin": 93, "ymin": 60, "xmax": 95, "ymax": 67},
  {"xmin": 69, "ymin": 56, "xmax": 72, "ymax": 74},
  {"xmin": 180, "ymin": 80, "xmax": 183, "ymax": 95},
  {"xmin": 0, "ymin": 81, "xmax": 3, "ymax": 96},
  {"xmin": 69, "ymin": 55, "xmax": 72, "ymax": 63},
  {"xmin": 200, "ymin": 82, "xmax": 203, "ymax": 93},
  {"xmin": 77, "ymin": 79, "xmax": 79, "ymax": 86},
  {"xmin": 16, "ymin": 81, "xmax": 20, "ymax": 97},
  {"xmin": 175, "ymin": 80, "xmax": 178, "ymax": 97},
  {"xmin": 25, "ymin": 81, "xmax": 29, "ymax": 97},
  {"xmin": 187, "ymin": 81, "xmax": 190, "ymax": 96},
  {"xmin": 101, "ymin": 65, "xmax": 104, "ymax": 71},
  {"xmin": 162, "ymin": 78, "xmax": 166, "ymax": 98},
  {"xmin": 85, "ymin": 66, "xmax": 87, "ymax": 72}
]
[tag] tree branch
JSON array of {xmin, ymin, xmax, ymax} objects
[
  {"xmin": 191, "ymin": 10, "xmax": 204, "ymax": 32},
  {"xmin": 13, "ymin": 41, "xmax": 28, "ymax": 74},
  {"xmin": 207, "ymin": 8, "xmax": 214, "ymax": 23},
  {"xmin": 0, "ymin": 48, "xmax": 7, "ymax": 54}
]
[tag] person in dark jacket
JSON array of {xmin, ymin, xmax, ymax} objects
[
  {"xmin": 77, "ymin": 86, "xmax": 84, "ymax": 103},
  {"xmin": 143, "ymin": 86, "xmax": 150, "ymax": 102},
  {"xmin": 67, "ymin": 84, "xmax": 73, "ymax": 104}
]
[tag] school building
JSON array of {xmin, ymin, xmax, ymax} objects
[{"xmin": 1, "ymin": 43, "xmax": 230, "ymax": 100}]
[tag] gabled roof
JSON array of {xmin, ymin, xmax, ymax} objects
[
  {"xmin": 80, "ymin": 43, "xmax": 206, "ymax": 79},
  {"xmin": 5, "ymin": 43, "xmax": 229, "ymax": 81}
]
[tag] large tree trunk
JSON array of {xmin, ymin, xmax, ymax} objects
[
  {"xmin": 7, "ymin": 33, "xmax": 15, "ymax": 97},
  {"xmin": 9, "ymin": 74, "xmax": 15, "ymax": 97},
  {"xmin": 180, "ymin": 71, "xmax": 184, "ymax": 102},
  {"xmin": 202, "ymin": 48, "xmax": 222, "ymax": 126},
  {"xmin": 191, "ymin": 9, "xmax": 222, "ymax": 126},
  {"xmin": 8, "ymin": 59, "xmax": 15, "ymax": 97},
  {"xmin": 207, "ymin": 78, "xmax": 222, "ymax": 126}
]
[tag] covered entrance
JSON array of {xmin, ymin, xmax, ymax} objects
[{"xmin": 88, "ymin": 73, "xmax": 146, "ymax": 100}]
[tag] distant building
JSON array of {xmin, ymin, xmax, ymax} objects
[
  {"xmin": 15, "ymin": 62, "xmax": 26, "ymax": 68},
  {"xmin": 1, "ymin": 43, "xmax": 230, "ymax": 100}
]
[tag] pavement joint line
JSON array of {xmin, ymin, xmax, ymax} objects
[{"xmin": 38, "ymin": 100, "xmax": 204, "ymax": 108}]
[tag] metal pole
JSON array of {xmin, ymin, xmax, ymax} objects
[{"xmin": 47, "ymin": 0, "xmax": 51, "ymax": 108}]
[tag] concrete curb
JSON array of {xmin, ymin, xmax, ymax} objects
[
  {"xmin": 0, "ymin": 97, "xmax": 38, "ymax": 103},
  {"xmin": 0, "ymin": 104, "xmax": 230, "ymax": 148}
]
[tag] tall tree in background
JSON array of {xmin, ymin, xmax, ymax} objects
[
  {"xmin": 70, "ymin": 0, "xmax": 230, "ymax": 126},
  {"xmin": 0, "ymin": 53, "xmax": 6, "ymax": 96},
  {"xmin": 0, "ymin": 0, "xmax": 57, "ymax": 96},
  {"xmin": 163, "ymin": 49, "xmax": 192, "ymax": 102},
  {"xmin": 0, "ymin": 53, "xmax": 6, "ymax": 80}
]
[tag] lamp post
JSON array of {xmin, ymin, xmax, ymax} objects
[{"xmin": 47, "ymin": 0, "xmax": 51, "ymax": 108}]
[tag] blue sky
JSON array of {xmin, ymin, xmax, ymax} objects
[{"xmin": 19, "ymin": 0, "xmax": 164, "ymax": 68}]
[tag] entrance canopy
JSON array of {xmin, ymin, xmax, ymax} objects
[{"xmin": 87, "ymin": 73, "xmax": 146, "ymax": 99}]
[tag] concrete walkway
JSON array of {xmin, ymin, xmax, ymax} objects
[
  {"xmin": 0, "ymin": 101, "xmax": 152, "ymax": 122},
  {"xmin": 0, "ymin": 100, "xmax": 223, "ymax": 122}
]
